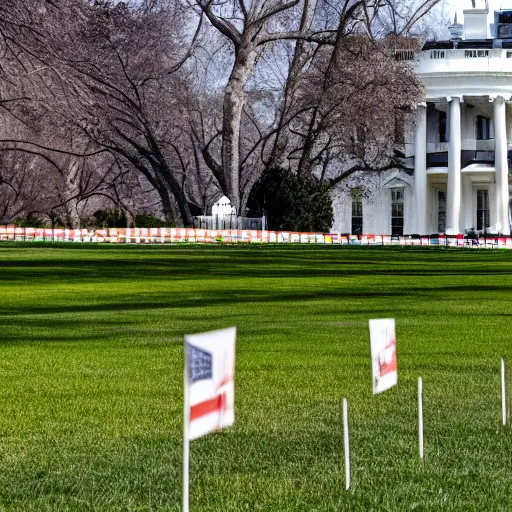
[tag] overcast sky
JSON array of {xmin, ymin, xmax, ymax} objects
[{"xmin": 450, "ymin": 0, "xmax": 512, "ymax": 21}]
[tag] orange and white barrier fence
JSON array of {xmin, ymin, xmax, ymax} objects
[{"xmin": 0, "ymin": 225, "xmax": 511, "ymax": 249}]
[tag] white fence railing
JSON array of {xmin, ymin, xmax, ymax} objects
[
  {"xmin": 1, "ymin": 226, "xmax": 512, "ymax": 249},
  {"xmin": 194, "ymin": 215, "xmax": 266, "ymax": 231}
]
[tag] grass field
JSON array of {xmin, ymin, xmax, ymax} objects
[{"xmin": 0, "ymin": 243, "xmax": 511, "ymax": 511}]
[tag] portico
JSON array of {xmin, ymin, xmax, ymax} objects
[
  {"xmin": 414, "ymin": 93, "xmax": 511, "ymax": 235},
  {"xmin": 411, "ymin": 1, "xmax": 512, "ymax": 236}
]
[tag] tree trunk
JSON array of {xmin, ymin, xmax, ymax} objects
[
  {"xmin": 297, "ymin": 106, "xmax": 321, "ymax": 177},
  {"xmin": 64, "ymin": 160, "xmax": 81, "ymax": 229},
  {"xmin": 157, "ymin": 164, "xmax": 195, "ymax": 227},
  {"xmin": 269, "ymin": 0, "xmax": 314, "ymax": 169},
  {"xmin": 222, "ymin": 43, "xmax": 260, "ymax": 214},
  {"xmin": 159, "ymin": 187, "xmax": 177, "ymax": 225}
]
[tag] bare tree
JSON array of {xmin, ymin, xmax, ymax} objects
[
  {"xmin": 192, "ymin": 0, "xmax": 321, "ymax": 212},
  {"xmin": 1, "ymin": 0, "xmax": 207, "ymax": 227},
  {"xmin": 265, "ymin": 36, "xmax": 423, "ymax": 188},
  {"xmin": 53, "ymin": 1, "xmax": 202, "ymax": 226},
  {"xmin": 0, "ymin": 150, "xmax": 53, "ymax": 223},
  {"xmin": 192, "ymin": 0, "xmax": 443, "ymax": 213},
  {"xmin": 0, "ymin": 0, "xmax": 445, "ymax": 226}
]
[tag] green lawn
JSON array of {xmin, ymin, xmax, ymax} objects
[{"xmin": 0, "ymin": 243, "xmax": 511, "ymax": 511}]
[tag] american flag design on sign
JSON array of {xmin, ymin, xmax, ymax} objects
[
  {"xmin": 369, "ymin": 319, "xmax": 398, "ymax": 395},
  {"xmin": 184, "ymin": 327, "xmax": 236, "ymax": 440},
  {"xmin": 188, "ymin": 345, "xmax": 212, "ymax": 383}
]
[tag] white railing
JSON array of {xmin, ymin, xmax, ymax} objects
[
  {"xmin": 2, "ymin": 227, "xmax": 512, "ymax": 248},
  {"xmin": 395, "ymin": 49, "xmax": 417, "ymax": 62},
  {"xmin": 194, "ymin": 215, "xmax": 266, "ymax": 231},
  {"xmin": 405, "ymin": 140, "xmax": 498, "ymax": 158},
  {"xmin": 416, "ymin": 49, "xmax": 512, "ymax": 74},
  {"xmin": 426, "ymin": 140, "xmax": 496, "ymax": 153},
  {"xmin": 427, "ymin": 142, "xmax": 449, "ymax": 153}
]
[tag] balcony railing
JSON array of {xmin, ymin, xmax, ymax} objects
[
  {"xmin": 426, "ymin": 140, "xmax": 496, "ymax": 153},
  {"xmin": 416, "ymin": 48, "xmax": 512, "ymax": 74},
  {"xmin": 405, "ymin": 142, "xmax": 512, "ymax": 159}
]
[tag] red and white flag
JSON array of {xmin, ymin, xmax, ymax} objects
[
  {"xmin": 184, "ymin": 327, "xmax": 236, "ymax": 440},
  {"xmin": 369, "ymin": 319, "xmax": 397, "ymax": 394}
]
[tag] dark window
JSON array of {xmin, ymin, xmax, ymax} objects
[
  {"xmin": 351, "ymin": 190, "xmax": 363, "ymax": 235},
  {"xmin": 439, "ymin": 111, "xmax": 447, "ymax": 143},
  {"xmin": 476, "ymin": 116, "xmax": 491, "ymax": 140},
  {"xmin": 438, "ymin": 191, "xmax": 447, "ymax": 233},
  {"xmin": 427, "ymin": 152, "xmax": 448, "ymax": 167},
  {"xmin": 499, "ymin": 24, "xmax": 512, "ymax": 38},
  {"xmin": 498, "ymin": 11, "xmax": 512, "ymax": 25},
  {"xmin": 391, "ymin": 189, "xmax": 404, "ymax": 236},
  {"xmin": 477, "ymin": 190, "xmax": 489, "ymax": 231}
]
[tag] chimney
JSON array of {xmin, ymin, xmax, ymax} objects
[
  {"xmin": 463, "ymin": 1, "xmax": 490, "ymax": 40},
  {"xmin": 449, "ymin": 13, "xmax": 464, "ymax": 41}
]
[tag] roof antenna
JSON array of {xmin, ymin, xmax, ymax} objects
[{"xmin": 471, "ymin": 0, "xmax": 489, "ymax": 8}]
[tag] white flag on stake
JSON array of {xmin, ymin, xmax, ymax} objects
[
  {"xmin": 183, "ymin": 327, "xmax": 236, "ymax": 512},
  {"xmin": 184, "ymin": 327, "xmax": 236, "ymax": 440},
  {"xmin": 369, "ymin": 319, "xmax": 398, "ymax": 394}
]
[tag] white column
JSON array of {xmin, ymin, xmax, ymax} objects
[
  {"xmin": 446, "ymin": 97, "xmax": 462, "ymax": 235},
  {"xmin": 414, "ymin": 103, "xmax": 428, "ymax": 235},
  {"xmin": 493, "ymin": 96, "xmax": 510, "ymax": 235}
]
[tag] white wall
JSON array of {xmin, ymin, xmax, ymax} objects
[{"xmin": 331, "ymin": 170, "xmax": 414, "ymax": 235}]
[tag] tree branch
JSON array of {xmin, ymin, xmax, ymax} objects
[{"xmin": 195, "ymin": 1, "xmax": 242, "ymax": 45}]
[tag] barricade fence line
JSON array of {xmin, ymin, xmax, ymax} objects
[{"xmin": 1, "ymin": 226, "xmax": 512, "ymax": 248}]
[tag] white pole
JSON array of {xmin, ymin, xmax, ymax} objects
[
  {"xmin": 183, "ymin": 347, "xmax": 190, "ymax": 512},
  {"xmin": 418, "ymin": 377, "xmax": 424, "ymax": 461},
  {"xmin": 502, "ymin": 359, "xmax": 507, "ymax": 426},
  {"xmin": 183, "ymin": 428, "xmax": 190, "ymax": 512},
  {"xmin": 342, "ymin": 398, "xmax": 350, "ymax": 490}
]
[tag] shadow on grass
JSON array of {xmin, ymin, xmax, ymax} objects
[
  {"xmin": 1, "ymin": 249, "xmax": 512, "ymax": 283},
  {"xmin": 0, "ymin": 280, "xmax": 511, "ymax": 325}
]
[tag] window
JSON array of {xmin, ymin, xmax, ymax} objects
[
  {"xmin": 507, "ymin": 51, "xmax": 512, "ymax": 59},
  {"xmin": 391, "ymin": 189, "xmax": 404, "ymax": 236},
  {"xmin": 477, "ymin": 190, "xmax": 490, "ymax": 231},
  {"xmin": 430, "ymin": 50, "xmax": 445, "ymax": 59},
  {"xmin": 351, "ymin": 190, "xmax": 363, "ymax": 235},
  {"xmin": 465, "ymin": 50, "xmax": 489, "ymax": 58},
  {"xmin": 439, "ymin": 111, "xmax": 447, "ymax": 143},
  {"xmin": 499, "ymin": 24, "xmax": 512, "ymax": 39},
  {"xmin": 476, "ymin": 116, "xmax": 491, "ymax": 140},
  {"xmin": 438, "ymin": 191, "xmax": 447, "ymax": 233}
]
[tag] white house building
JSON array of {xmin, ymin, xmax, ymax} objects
[{"xmin": 332, "ymin": 1, "xmax": 512, "ymax": 236}]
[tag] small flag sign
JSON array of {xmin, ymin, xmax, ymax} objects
[
  {"xmin": 369, "ymin": 319, "xmax": 397, "ymax": 394},
  {"xmin": 184, "ymin": 327, "xmax": 236, "ymax": 440}
]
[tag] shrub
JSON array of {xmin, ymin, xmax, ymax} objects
[
  {"xmin": 134, "ymin": 213, "xmax": 166, "ymax": 228},
  {"xmin": 247, "ymin": 167, "xmax": 333, "ymax": 232},
  {"xmin": 14, "ymin": 216, "xmax": 47, "ymax": 228},
  {"xmin": 92, "ymin": 209, "xmax": 127, "ymax": 228}
]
